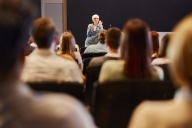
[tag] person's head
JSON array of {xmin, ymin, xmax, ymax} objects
[
  {"xmin": 92, "ymin": 14, "xmax": 99, "ymax": 24},
  {"xmin": 167, "ymin": 15, "xmax": 192, "ymax": 87},
  {"xmin": 59, "ymin": 32, "xmax": 76, "ymax": 58},
  {"xmin": 106, "ymin": 27, "xmax": 121, "ymax": 50},
  {"xmin": 150, "ymin": 31, "xmax": 159, "ymax": 56},
  {"xmin": 0, "ymin": 0, "xmax": 36, "ymax": 81},
  {"xmin": 66, "ymin": 30, "xmax": 72, "ymax": 33},
  {"xmin": 158, "ymin": 34, "xmax": 171, "ymax": 58},
  {"xmin": 121, "ymin": 19, "xmax": 152, "ymax": 78},
  {"xmin": 98, "ymin": 29, "xmax": 107, "ymax": 44},
  {"xmin": 30, "ymin": 18, "xmax": 55, "ymax": 48}
]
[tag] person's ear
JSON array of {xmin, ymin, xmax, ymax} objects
[{"xmin": 105, "ymin": 40, "xmax": 109, "ymax": 46}]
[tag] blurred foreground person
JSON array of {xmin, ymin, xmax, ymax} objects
[
  {"xmin": 128, "ymin": 15, "xmax": 192, "ymax": 128},
  {"xmin": 0, "ymin": 0, "xmax": 95, "ymax": 127},
  {"xmin": 22, "ymin": 18, "xmax": 83, "ymax": 83}
]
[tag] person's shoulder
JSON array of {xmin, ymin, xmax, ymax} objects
[
  {"xmin": 152, "ymin": 65, "xmax": 164, "ymax": 80},
  {"xmin": 30, "ymin": 93, "xmax": 95, "ymax": 128},
  {"xmin": 89, "ymin": 56, "xmax": 117, "ymax": 67},
  {"xmin": 38, "ymin": 93, "xmax": 83, "ymax": 107},
  {"xmin": 91, "ymin": 56, "xmax": 105, "ymax": 61},
  {"xmin": 88, "ymin": 44, "xmax": 96, "ymax": 49},
  {"xmin": 151, "ymin": 58, "xmax": 164, "ymax": 65},
  {"xmin": 100, "ymin": 60, "xmax": 124, "ymax": 75},
  {"xmin": 136, "ymin": 100, "xmax": 175, "ymax": 119},
  {"xmin": 103, "ymin": 60, "xmax": 124, "ymax": 67},
  {"xmin": 84, "ymin": 45, "xmax": 95, "ymax": 53},
  {"xmin": 128, "ymin": 100, "xmax": 173, "ymax": 128},
  {"xmin": 134, "ymin": 100, "xmax": 172, "ymax": 112},
  {"xmin": 54, "ymin": 55, "xmax": 79, "ymax": 70},
  {"xmin": 102, "ymin": 60, "xmax": 125, "ymax": 75},
  {"xmin": 55, "ymin": 55, "xmax": 76, "ymax": 65},
  {"xmin": 89, "ymin": 56, "xmax": 105, "ymax": 67}
]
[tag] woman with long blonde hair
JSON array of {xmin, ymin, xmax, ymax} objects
[{"xmin": 57, "ymin": 32, "xmax": 83, "ymax": 71}]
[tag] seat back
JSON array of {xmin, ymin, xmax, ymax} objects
[
  {"xmin": 85, "ymin": 66, "xmax": 102, "ymax": 106},
  {"xmin": 93, "ymin": 80, "xmax": 176, "ymax": 128},
  {"xmin": 80, "ymin": 47, "xmax": 87, "ymax": 54},
  {"xmin": 28, "ymin": 82, "xmax": 85, "ymax": 103},
  {"xmin": 81, "ymin": 52, "xmax": 106, "ymax": 60},
  {"xmin": 83, "ymin": 58, "xmax": 92, "ymax": 75}
]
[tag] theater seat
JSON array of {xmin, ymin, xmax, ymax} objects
[
  {"xmin": 28, "ymin": 82, "xmax": 85, "ymax": 103},
  {"xmin": 85, "ymin": 66, "xmax": 102, "ymax": 107},
  {"xmin": 92, "ymin": 80, "xmax": 176, "ymax": 128},
  {"xmin": 83, "ymin": 58, "xmax": 92, "ymax": 75},
  {"xmin": 81, "ymin": 52, "xmax": 106, "ymax": 60},
  {"xmin": 80, "ymin": 47, "xmax": 87, "ymax": 54}
]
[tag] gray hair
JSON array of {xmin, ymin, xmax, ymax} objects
[{"xmin": 92, "ymin": 14, "xmax": 99, "ymax": 20}]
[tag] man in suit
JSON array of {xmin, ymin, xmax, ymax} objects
[
  {"xmin": 88, "ymin": 27, "xmax": 121, "ymax": 67},
  {"xmin": 0, "ymin": 0, "xmax": 95, "ymax": 127}
]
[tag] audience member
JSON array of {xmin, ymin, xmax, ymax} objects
[
  {"xmin": 57, "ymin": 30, "xmax": 80, "ymax": 52},
  {"xmin": 57, "ymin": 32, "xmax": 83, "ymax": 70},
  {"xmin": 89, "ymin": 27, "xmax": 121, "ymax": 67},
  {"xmin": 128, "ymin": 14, "xmax": 192, "ymax": 128},
  {"xmin": 0, "ymin": 0, "xmax": 95, "ymax": 128},
  {"xmin": 151, "ymin": 34, "xmax": 171, "ymax": 65},
  {"xmin": 99, "ymin": 19, "xmax": 164, "ymax": 83},
  {"xmin": 150, "ymin": 31, "xmax": 159, "ymax": 59},
  {"xmin": 84, "ymin": 29, "xmax": 108, "ymax": 53},
  {"xmin": 85, "ymin": 14, "xmax": 103, "ymax": 47},
  {"xmin": 22, "ymin": 18, "xmax": 83, "ymax": 83}
]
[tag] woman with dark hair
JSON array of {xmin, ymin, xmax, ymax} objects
[
  {"xmin": 150, "ymin": 31, "xmax": 159, "ymax": 59},
  {"xmin": 128, "ymin": 14, "xmax": 192, "ymax": 128},
  {"xmin": 57, "ymin": 32, "xmax": 83, "ymax": 71},
  {"xmin": 151, "ymin": 34, "xmax": 171, "ymax": 65},
  {"xmin": 99, "ymin": 19, "xmax": 164, "ymax": 82}
]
